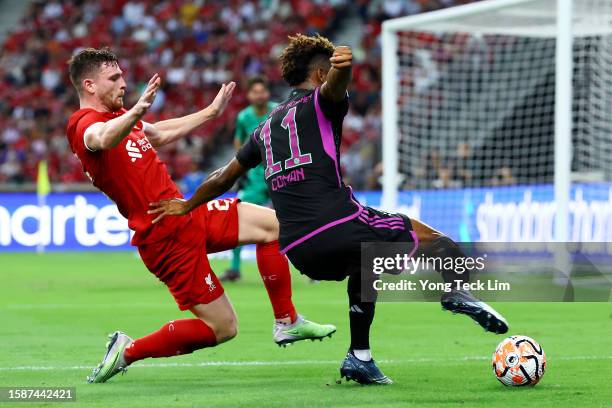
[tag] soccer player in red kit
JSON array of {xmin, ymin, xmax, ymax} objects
[{"xmin": 65, "ymin": 48, "xmax": 335, "ymax": 384}]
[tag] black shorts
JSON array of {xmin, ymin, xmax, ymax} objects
[{"xmin": 286, "ymin": 206, "xmax": 416, "ymax": 281}]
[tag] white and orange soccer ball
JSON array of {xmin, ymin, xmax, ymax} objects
[{"xmin": 492, "ymin": 335, "xmax": 546, "ymax": 386}]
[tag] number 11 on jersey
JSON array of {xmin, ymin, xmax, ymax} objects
[{"xmin": 262, "ymin": 107, "xmax": 312, "ymax": 179}]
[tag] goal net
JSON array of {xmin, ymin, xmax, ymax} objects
[{"xmin": 381, "ymin": 0, "xmax": 612, "ymax": 244}]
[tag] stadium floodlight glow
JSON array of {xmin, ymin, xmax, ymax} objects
[{"xmin": 381, "ymin": 0, "xmax": 612, "ymax": 244}]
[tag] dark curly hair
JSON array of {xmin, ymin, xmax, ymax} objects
[
  {"xmin": 67, "ymin": 47, "xmax": 119, "ymax": 92},
  {"xmin": 279, "ymin": 34, "xmax": 335, "ymax": 86}
]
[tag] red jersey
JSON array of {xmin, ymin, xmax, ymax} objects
[{"xmin": 66, "ymin": 108, "xmax": 189, "ymax": 245}]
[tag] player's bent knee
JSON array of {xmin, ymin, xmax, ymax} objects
[
  {"xmin": 190, "ymin": 295, "xmax": 238, "ymax": 344},
  {"xmin": 206, "ymin": 310, "xmax": 238, "ymax": 344},
  {"xmin": 237, "ymin": 202, "xmax": 280, "ymax": 245},
  {"xmin": 262, "ymin": 226, "xmax": 279, "ymax": 243},
  {"xmin": 214, "ymin": 317, "xmax": 238, "ymax": 344},
  {"xmin": 257, "ymin": 218, "xmax": 279, "ymax": 244}
]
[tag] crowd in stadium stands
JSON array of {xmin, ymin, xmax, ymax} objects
[
  {"xmin": 408, "ymin": 145, "xmax": 517, "ymax": 190},
  {"xmin": 0, "ymin": 0, "xmax": 479, "ymax": 191}
]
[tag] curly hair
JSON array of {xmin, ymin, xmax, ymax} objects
[
  {"xmin": 67, "ymin": 47, "xmax": 119, "ymax": 92},
  {"xmin": 279, "ymin": 34, "xmax": 335, "ymax": 86}
]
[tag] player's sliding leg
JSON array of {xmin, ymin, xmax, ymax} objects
[
  {"xmin": 340, "ymin": 271, "xmax": 392, "ymax": 385},
  {"xmin": 410, "ymin": 218, "xmax": 509, "ymax": 334},
  {"xmin": 87, "ymin": 295, "xmax": 236, "ymax": 383},
  {"xmin": 236, "ymin": 202, "xmax": 336, "ymax": 345}
]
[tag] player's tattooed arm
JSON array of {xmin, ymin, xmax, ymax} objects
[
  {"xmin": 84, "ymin": 74, "xmax": 161, "ymax": 150},
  {"xmin": 145, "ymin": 82, "xmax": 236, "ymax": 148},
  {"xmin": 148, "ymin": 158, "xmax": 247, "ymax": 223},
  {"xmin": 320, "ymin": 46, "xmax": 352, "ymax": 102}
]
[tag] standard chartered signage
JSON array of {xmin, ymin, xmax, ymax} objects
[
  {"xmin": 2, "ymin": 185, "xmax": 612, "ymax": 251},
  {"xmin": 0, "ymin": 194, "xmax": 131, "ymax": 250},
  {"xmin": 475, "ymin": 188, "xmax": 612, "ymax": 242}
]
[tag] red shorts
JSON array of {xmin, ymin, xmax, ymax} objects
[{"xmin": 138, "ymin": 198, "xmax": 240, "ymax": 310}]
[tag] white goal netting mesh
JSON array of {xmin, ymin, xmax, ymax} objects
[{"xmin": 393, "ymin": 0, "xmax": 612, "ymax": 191}]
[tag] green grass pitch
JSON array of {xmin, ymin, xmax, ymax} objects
[{"xmin": 1, "ymin": 252, "xmax": 611, "ymax": 407}]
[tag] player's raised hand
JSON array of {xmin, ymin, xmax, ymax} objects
[
  {"xmin": 330, "ymin": 46, "xmax": 352, "ymax": 69},
  {"xmin": 207, "ymin": 81, "xmax": 236, "ymax": 118},
  {"xmin": 148, "ymin": 197, "xmax": 189, "ymax": 224},
  {"xmin": 133, "ymin": 73, "xmax": 161, "ymax": 117}
]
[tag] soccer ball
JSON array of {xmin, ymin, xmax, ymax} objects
[{"xmin": 492, "ymin": 335, "xmax": 546, "ymax": 386}]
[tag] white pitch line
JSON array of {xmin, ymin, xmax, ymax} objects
[{"xmin": 1, "ymin": 355, "xmax": 610, "ymax": 372}]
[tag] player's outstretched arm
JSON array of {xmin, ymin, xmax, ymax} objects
[
  {"xmin": 144, "ymin": 82, "xmax": 236, "ymax": 148},
  {"xmin": 320, "ymin": 45, "xmax": 352, "ymax": 102},
  {"xmin": 148, "ymin": 158, "xmax": 247, "ymax": 223},
  {"xmin": 85, "ymin": 74, "xmax": 161, "ymax": 150}
]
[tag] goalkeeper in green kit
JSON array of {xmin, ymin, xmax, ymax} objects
[{"xmin": 221, "ymin": 77, "xmax": 277, "ymax": 282}]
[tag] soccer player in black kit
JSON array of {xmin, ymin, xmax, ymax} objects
[{"xmin": 149, "ymin": 34, "xmax": 509, "ymax": 385}]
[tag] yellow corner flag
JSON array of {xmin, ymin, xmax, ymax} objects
[{"xmin": 37, "ymin": 159, "xmax": 51, "ymax": 197}]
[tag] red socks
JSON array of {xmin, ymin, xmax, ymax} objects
[
  {"xmin": 123, "ymin": 241, "xmax": 296, "ymax": 365},
  {"xmin": 123, "ymin": 318, "xmax": 217, "ymax": 364},
  {"xmin": 256, "ymin": 240, "xmax": 298, "ymax": 322}
]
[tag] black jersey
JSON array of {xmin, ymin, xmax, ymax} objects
[{"xmin": 236, "ymin": 87, "xmax": 362, "ymax": 252}]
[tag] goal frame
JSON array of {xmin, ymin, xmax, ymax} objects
[{"xmin": 380, "ymin": 0, "xmax": 572, "ymax": 243}]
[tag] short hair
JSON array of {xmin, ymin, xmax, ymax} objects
[
  {"xmin": 279, "ymin": 34, "xmax": 335, "ymax": 86},
  {"xmin": 247, "ymin": 76, "xmax": 269, "ymax": 91},
  {"xmin": 67, "ymin": 47, "xmax": 119, "ymax": 92}
]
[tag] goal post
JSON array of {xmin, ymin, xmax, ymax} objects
[
  {"xmin": 381, "ymin": 0, "xmax": 612, "ymax": 244},
  {"xmin": 554, "ymin": 0, "xmax": 572, "ymax": 245},
  {"xmin": 381, "ymin": 25, "xmax": 399, "ymax": 211},
  {"xmin": 382, "ymin": 0, "xmax": 543, "ymax": 212}
]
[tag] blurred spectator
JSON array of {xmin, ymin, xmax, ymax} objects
[
  {"xmin": 491, "ymin": 166, "xmax": 517, "ymax": 186},
  {"xmin": 0, "ymin": 0, "xmax": 477, "ymax": 190},
  {"xmin": 432, "ymin": 166, "xmax": 461, "ymax": 189},
  {"xmin": 449, "ymin": 142, "xmax": 474, "ymax": 187},
  {"xmin": 0, "ymin": 0, "xmax": 352, "ymax": 186}
]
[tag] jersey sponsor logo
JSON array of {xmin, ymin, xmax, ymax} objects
[
  {"xmin": 125, "ymin": 137, "xmax": 153, "ymax": 162},
  {"xmin": 125, "ymin": 140, "xmax": 143, "ymax": 162},
  {"xmin": 269, "ymin": 92, "xmax": 313, "ymax": 116},
  {"xmin": 271, "ymin": 168, "xmax": 305, "ymax": 191},
  {"xmin": 136, "ymin": 136, "xmax": 153, "ymax": 151}
]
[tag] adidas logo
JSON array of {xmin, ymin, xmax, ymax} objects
[
  {"xmin": 349, "ymin": 305, "xmax": 363, "ymax": 313},
  {"xmin": 126, "ymin": 140, "xmax": 142, "ymax": 162}
]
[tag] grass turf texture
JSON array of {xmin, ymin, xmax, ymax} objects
[{"xmin": 1, "ymin": 252, "xmax": 610, "ymax": 408}]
